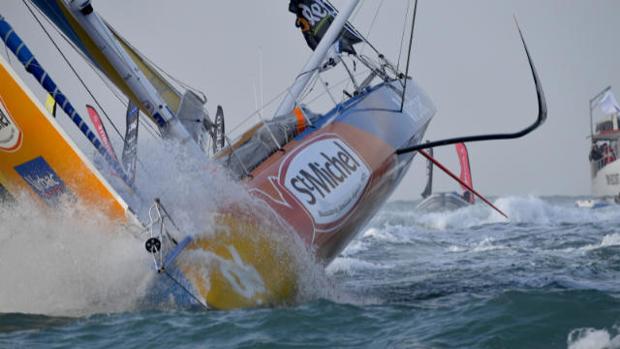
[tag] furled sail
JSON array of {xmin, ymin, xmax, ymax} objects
[
  {"xmin": 455, "ymin": 143, "xmax": 475, "ymax": 204},
  {"xmin": 288, "ymin": 0, "xmax": 363, "ymax": 54}
]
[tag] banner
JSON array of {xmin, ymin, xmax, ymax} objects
[
  {"xmin": 86, "ymin": 105, "xmax": 119, "ymax": 163},
  {"xmin": 288, "ymin": 0, "xmax": 363, "ymax": 55}
]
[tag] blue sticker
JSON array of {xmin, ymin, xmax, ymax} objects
[{"xmin": 15, "ymin": 156, "xmax": 67, "ymax": 205}]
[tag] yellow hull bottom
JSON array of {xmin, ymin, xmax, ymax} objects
[{"xmin": 176, "ymin": 213, "xmax": 299, "ymax": 310}]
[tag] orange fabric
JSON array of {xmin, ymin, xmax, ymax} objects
[{"xmin": 293, "ymin": 106, "xmax": 306, "ymax": 134}]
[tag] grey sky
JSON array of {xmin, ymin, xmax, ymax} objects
[{"xmin": 1, "ymin": 1, "xmax": 618, "ymax": 200}]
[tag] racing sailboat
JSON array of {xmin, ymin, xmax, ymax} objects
[
  {"xmin": 416, "ymin": 143, "xmax": 475, "ymax": 212},
  {"xmin": 0, "ymin": 0, "xmax": 546, "ymax": 310}
]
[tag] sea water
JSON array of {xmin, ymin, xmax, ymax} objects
[{"xmin": 1, "ymin": 196, "xmax": 619, "ymax": 348}]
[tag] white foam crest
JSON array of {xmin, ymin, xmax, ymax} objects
[
  {"xmin": 362, "ymin": 226, "xmax": 412, "ymax": 244},
  {"xmin": 567, "ymin": 327, "xmax": 620, "ymax": 349},
  {"xmin": 578, "ymin": 233, "xmax": 620, "ymax": 252},
  {"xmin": 340, "ymin": 239, "xmax": 369, "ymax": 257},
  {"xmin": 0, "ymin": 195, "xmax": 151, "ymax": 317},
  {"xmin": 326, "ymin": 257, "xmax": 391, "ymax": 275},
  {"xmin": 413, "ymin": 196, "xmax": 620, "ymax": 230},
  {"xmin": 447, "ymin": 237, "xmax": 507, "ymax": 253}
]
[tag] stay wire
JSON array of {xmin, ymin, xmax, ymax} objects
[
  {"xmin": 400, "ymin": 0, "xmax": 418, "ymax": 113},
  {"xmin": 396, "ymin": 0, "xmax": 412, "ymax": 72}
]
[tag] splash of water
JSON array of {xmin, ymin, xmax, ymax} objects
[{"xmin": 0, "ymin": 195, "xmax": 150, "ymax": 317}]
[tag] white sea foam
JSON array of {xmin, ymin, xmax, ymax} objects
[
  {"xmin": 413, "ymin": 196, "xmax": 620, "ymax": 230},
  {"xmin": 326, "ymin": 257, "xmax": 391, "ymax": 275},
  {"xmin": 0, "ymin": 195, "xmax": 151, "ymax": 317},
  {"xmin": 580, "ymin": 233, "xmax": 620, "ymax": 252},
  {"xmin": 567, "ymin": 327, "xmax": 620, "ymax": 349},
  {"xmin": 447, "ymin": 237, "xmax": 507, "ymax": 253}
]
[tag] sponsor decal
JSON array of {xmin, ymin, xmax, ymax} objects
[
  {"xmin": 15, "ymin": 157, "xmax": 68, "ymax": 205},
  {"xmin": 283, "ymin": 137, "xmax": 370, "ymax": 226},
  {"xmin": 0, "ymin": 96, "xmax": 23, "ymax": 152}
]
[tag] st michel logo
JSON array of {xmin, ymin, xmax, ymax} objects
[
  {"xmin": 0, "ymin": 96, "xmax": 23, "ymax": 152},
  {"xmin": 283, "ymin": 137, "xmax": 370, "ymax": 226}
]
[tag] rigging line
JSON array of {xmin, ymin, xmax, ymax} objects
[
  {"xmin": 111, "ymin": 26, "xmax": 206, "ymax": 102},
  {"xmin": 359, "ymin": 0, "xmax": 386, "ymax": 56},
  {"xmin": 162, "ymin": 270, "xmax": 209, "ymax": 311},
  {"xmin": 322, "ymin": 0, "xmax": 381, "ymax": 56},
  {"xmin": 400, "ymin": 0, "xmax": 418, "ymax": 113},
  {"xmin": 24, "ymin": 0, "xmax": 126, "ymax": 143},
  {"xmin": 396, "ymin": 0, "xmax": 412, "ymax": 71},
  {"xmin": 227, "ymin": 88, "xmax": 288, "ymax": 134}
]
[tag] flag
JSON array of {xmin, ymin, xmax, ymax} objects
[
  {"xmin": 122, "ymin": 102, "xmax": 139, "ymax": 185},
  {"xmin": 86, "ymin": 105, "xmax": 119, "ymax": 163},
  {"xmin": 455, "ymin": 143, "xmax": 475, "ymax": 204},
  {"xmin": 597, "ymin": 91, "xmax": 620, "ymax": 115},
  {"xmin": 289, "ymin": 0, "xmax": 363, "ymax": 55}
]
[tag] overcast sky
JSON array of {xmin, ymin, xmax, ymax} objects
[{"xmin": 2, "ymin": 0, "xmax": 619, "ymax": 200}]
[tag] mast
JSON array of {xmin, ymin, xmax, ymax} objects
[
  {"xmin": 274, "ymin": 0, "xmax": 361, "ymax": 117},
  {"xmin": 64, "ymin": 0, "xmax": 191, "ymax": 142}
]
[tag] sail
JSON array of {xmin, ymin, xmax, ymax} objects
[
  {"xmin": 86, "ymin": 105, "xmax": 119, "ymax": 163},
  {"xmin": 421, "ymin": 147, "xmax": 433, "ymax": 198},
  {"xmin": 289, "ymin": 0, "xmax": 363, "ymax": 54},
  {"xmin": 107, "ymin": 25, "xmax": 182, "ymax": 114},
  {"xmin": 455, "ymin": 143, "xmax": 475, "ymax": 204},
  {"xmin": 31, "ymin": 0, "xmax": 148, "ymax": 118},
  {"xmin": 30, "ymin": 0, "xmax": 207, "ymax": 143}
]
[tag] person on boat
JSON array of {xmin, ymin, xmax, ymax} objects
[
  {"xmin": 590, "ymin": 143, "xmax": 603, "ymax": 162},
  {"xmin": 462, "ymin": 191, "xmax": 473, "ymax": 204}
]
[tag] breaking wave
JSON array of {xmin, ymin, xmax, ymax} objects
[
  {"xmin": 384, "ymin": 196, "xmax": 620, "ymax": 231},
  {"xmin": 567, "ymin": 326, "xmax": 620, "ymax": 349}
]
